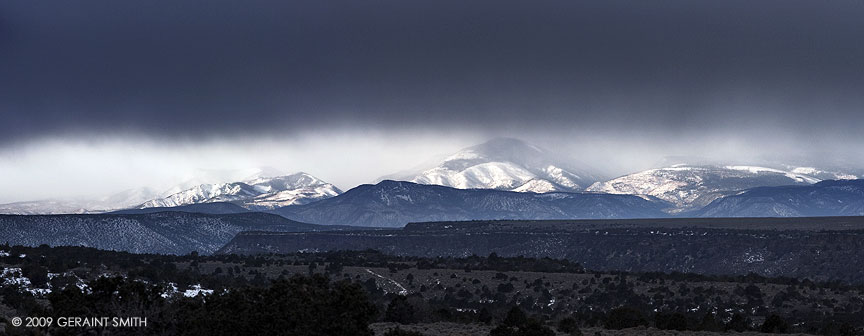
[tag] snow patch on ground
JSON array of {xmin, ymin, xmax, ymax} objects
[
  {"xmin": 183, "ymin": 284, "xmax": 214, "ymax": 297},
  {"xmin": 1, "ymin": 267, "xmax": 52, "ymax": 295},
  {"xmin": 365, "ymin": 269, "xmax": 408, "ymax": 295}
]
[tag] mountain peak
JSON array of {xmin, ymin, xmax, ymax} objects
[{"xmin": 380, "ymin": 138, "xmax": 599, "ymax": 193}]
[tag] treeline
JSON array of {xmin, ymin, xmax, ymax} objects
[
  {"xmin": 3, "ymin": 244, "xmax": 864, "ymax": 335},
  {"xmin": 5, "ymin": 244, "xmax": 862, "ymax": 291},
  {"xmin": 7, "ymin": 274, "xmax": 857, "ymax": 336},
  {"xmin": 379, "ymin": 299, "xmax": 859, "ymax": 336}
]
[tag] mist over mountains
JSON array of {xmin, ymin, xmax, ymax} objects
[
  {"xmin": 3, "ymin": 4, "xmax": 864, "ymax": 334},
  {"xmin": 3, "ymin": 0, "xmax": 864, "ymax": 225},
  {"xmin": 0, "ymin": 138, "xmax": 862, "ymax": 225},
  {"xmin": 1, "ymin": 138, "xmax": 864, "ymax": 267}
]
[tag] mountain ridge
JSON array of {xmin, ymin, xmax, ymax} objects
[
  {"xmin": 696, "ymin": 179, "xmax": 864, "ymax": 217},
  {"xmin": 271, "ymin": 180, "xmax": 669, "ymax": 227},
  {"xmin": 0, "ymin": 212, "xmax": 343, "ymax": 255},
  {"xmin": 138, "ymin": 172, "xmax": 342, "ymax": 210},
  {"xmin": 586, "ymin": 164, "xmax": 829, "ymax": 213}
]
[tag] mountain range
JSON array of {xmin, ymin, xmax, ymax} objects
[{"xmin": 1, "ymin": 137, "xmax": 862, "ymax": 222}]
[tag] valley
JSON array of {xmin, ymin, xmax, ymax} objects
[{"xmin": 221, "ymin": 217, "xmax": 864, "ymax": 283}]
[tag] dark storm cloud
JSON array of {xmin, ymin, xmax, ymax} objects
[{"xmin": 2, "ymin": 0, "xmax": 864, "ymax": 144}]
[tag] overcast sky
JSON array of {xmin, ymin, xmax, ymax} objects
[{"xmin": 1, "ymin": 0, "xmax": 863, "ymax": 202}]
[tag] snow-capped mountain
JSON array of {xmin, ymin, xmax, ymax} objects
[
  {"xmin": 586, "ymin": 164, "xmax": 824, "ymax": 213},
  {"xmin": 158, "ymin": 167, "xmax": 288, "ymax": 196},
  {"xmin": 138, "ymin": 172, "xmax": 342, "ymax": 210},
  {"xmin": 380, "ymin": 138, "xmax": 599, "ymax": 193}
]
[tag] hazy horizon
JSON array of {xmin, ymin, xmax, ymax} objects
[{"xmin": 2, "ymin": 0, "xmax": 863, "ymax": 203}]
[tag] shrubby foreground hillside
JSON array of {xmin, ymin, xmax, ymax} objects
[{"xmin": 1, "ymin": 245, "xmax": 861, "ymax": 335}]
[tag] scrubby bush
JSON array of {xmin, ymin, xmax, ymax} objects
[
  {"xmin": 383, "ymin": 327, "xmax": 424, "ymax": 336},
  {"xmin": 385, "ymin": 295, "xmax": 418, "ymax": 324},
  {"xmin": 557, "ymin": 317, "xmax": 582, "ymax": 335},
  {"xmin": 490, "ymin": 318, "xmax": 554, "ymax": 336},
  {"xmin": 603, "ymin": 307, "xmax": 648, "ymax": 330},
  {"xmin": 503, "ymin": 306, "xmax": 528, "ymax": 327},
  {"xmin": 760, "ymin": 314, "xmax": 789, "ymax": 333},
  {"xmin": 655, "ymin": 312, "xmax": 688, "ymax": 331},
  {"xmin": 726, "ymin": 313, "xmax": 751, "ymax": 332}
]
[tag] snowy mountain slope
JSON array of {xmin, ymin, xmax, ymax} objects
[
  {"xmin": 586, "ymin": 164, "xmax": 823, "ymax": 213},
  {"xmin": 138, "ymin": 172, "xmax": 342, "ymax": 210},
  {"xmin": 380, "ymin": 138, "xmax": 599, "ymax": 193},
  {"xmin": 786, "ymin": 166, "xmax": 858, "ymax": 180},
  {"xmin": 139, "ymin": 183, "xmax": 260, "ymax": 208},
  {"xmin": 697, "ymin": 179, "xmax": 864, "ymax": 217},
  {"xmin": 512, "ymin": 179, "xmax": 560, "ymax": 193},
  {"xmin": 271, "ymin": 180, "xmax": 669, "ymax": 227}
]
